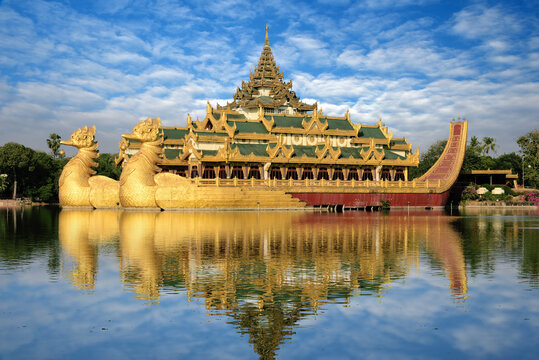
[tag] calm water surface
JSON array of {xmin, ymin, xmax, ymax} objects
[{"xmin": 0, "ymin": 207, "xmax": 538, "ymax": 359}]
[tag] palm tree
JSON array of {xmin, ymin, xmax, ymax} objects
[
  {"xmin": 46, "ymin": 133, "xmax": 62, "ymax": 158},
  {"xmin": 481, "ymin": 137, "xmax": 498, "ymax": 155}
]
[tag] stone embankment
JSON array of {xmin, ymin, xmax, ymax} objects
[{"xmin": 460, "ymin": 200, "xmax": 537, "ymax": 209}]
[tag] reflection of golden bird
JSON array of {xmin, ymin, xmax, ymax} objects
[{"xmin": 58, "ymin": 210, "xmax": 96, "ymax": 291}]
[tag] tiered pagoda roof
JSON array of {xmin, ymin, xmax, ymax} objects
[
  {"xmin": 217, "ymin": 26, "xmax": 315, "ymax": 113},
  {"xmin": 119, "ymin": 27, "xmax": 419, "ymax": 170}
]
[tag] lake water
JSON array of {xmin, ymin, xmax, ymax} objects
[{"xmin": 0, "ymin": 206, "xmax": 538, "ymax": 359}]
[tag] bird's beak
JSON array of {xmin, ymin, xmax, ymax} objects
[{"xmin": 122, "ymin": 134, "xmax": 139, "ymax": 141}]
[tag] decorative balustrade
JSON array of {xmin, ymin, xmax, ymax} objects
[{"xmin": 188, "ymin": 177, "xmax": 439, "ymax": 190}]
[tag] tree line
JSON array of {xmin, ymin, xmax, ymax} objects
[
  {"xmin": 409, "ymin": 131, "xmax": 538, "ymax": 188},
  {"xmin": 0, "ymin": 134, "xmax": 120, "ymax": 202},
  {"xmin": 0, "ymin": 130, "xmax": 537, "ymax": 202}
]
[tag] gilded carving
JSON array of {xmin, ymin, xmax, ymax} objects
[{"xmin": 59, "ymin": 126, "xmax": 119, "ymax": 208}]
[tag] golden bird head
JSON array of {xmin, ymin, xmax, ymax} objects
[
  {"xmin": 61, "ymin": 126, "xmax": 96, "ymax": 149},
  {"xmin": 122, "ymin": 117, "xmax": 161, "ymax": 143}
]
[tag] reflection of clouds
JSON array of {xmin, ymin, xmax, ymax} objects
[
  {"xmin": 0, "ymin": 257, "xmax": 253, "ymax": 359},
  {"xmin": 3, "ymin": 210, "xmax": 538, "ymax": 359},
  {"xmin": 452, "ymin": 324, "xmax": 522, "ymax": 355}
]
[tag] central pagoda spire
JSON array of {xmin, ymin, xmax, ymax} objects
[{"xmin": 216, "ymin": 26, "xmax": 315, "ymax": 117}]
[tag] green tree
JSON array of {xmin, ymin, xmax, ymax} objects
[
  {"xmin": 495, "ymin": 152, "xmax": 522, "ymax": 174},
  {"xmin": 46, "ymin": 133, "xmax": 62, "ymax": 158},
  {"xmin": 0, "ymin": 174, "xmax": 8, "ymax": 193},
  {"xmin": 95, "ymin": 153, "xmax": 121, "ymax": 180},
  {"xmin": 0, "ymin": 143, "xmax": 64, "ymax": 202},
  {"xmin": 410, "ymin": 136, "xmax": 503, "ymax": 179},
  {"xmin": 517, "ymin": 129, "xmax": 539, "ymax": 188},
  {"xmin": 462, "ymin": 136, "xmax": 486, "ymax": 172},
  {"xmin": 409, "ymin": 140, "xmax": 447, "ymax": 179},
  {"xmin": 481, "ymin": 136, "xmax": 498, "ymax": 156},
  {"xmin": 0, "ymin": 143, "xmax": 34, "ymax": 199}
]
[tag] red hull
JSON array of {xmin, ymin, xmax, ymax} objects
[{"xmin": 290, "ymin": 191, "xmax": 451, "ymax": 207}]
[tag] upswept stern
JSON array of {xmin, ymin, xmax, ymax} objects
[{"xmin": 417, "ymin": 121, "xmax": 468, "ymax": 193}]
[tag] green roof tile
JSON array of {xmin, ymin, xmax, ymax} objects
[
  {"xmin": 258, "ymin": 96, "xmax": 274, "ymax": 105},
  {"xmin": 163, "ymin": 128, "xmax": 188, "ymax": 140},
  {"xmin": 358, "ymin": 127, "xmax": 386, "ymax": 139},
  {"xmin": 164, "ymin": 148, "xmax": 181, "ymax": 160},
  {"xmin": 229, "ymin": 121, "xmax": 268, "ymax": 134},
  {"xmin": 384, "ymin": 149, "xmax": 406, "ymax": 160},
  {"xmin": 231, "ymin": 143, "xmax": 269, "ymax": 156},
  {"xmin": 325, "ymin": 118, "xmax": 354, "ymax": 131},
  {"xmin": 201, "ymin": 150, "xmax": 218, "ymax": 156},
  {"xmin": 195, "ymin": 131, "xmax": 229, "ymax": 137},
  {"xmin": 227, "ymin": 114, "xmax": 246, "ymax": 120},
  {"xmin": 390, "ymin": 139, "xmax": 407, "ymax": 145},
  {"xmin": 268, "ymin": 115, "xmax": 304, "ymax": 128},
  {"xmin": 291, "ymin": 145, "xmax": 316, "ymax": 158},
  {"xmin": 339, "ymin": 147, "xmax": 362, "ymax": 158}
]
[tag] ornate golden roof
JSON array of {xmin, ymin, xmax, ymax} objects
[{"xmin": 217, "ymin": 26, "xmax": 315, "ymax": 112}]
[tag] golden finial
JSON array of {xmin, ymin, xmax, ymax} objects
[{"xmin": 265, "ymin": 25, "xmax": 269, "ymax": 46}]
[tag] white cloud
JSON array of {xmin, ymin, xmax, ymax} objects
[
  {"xmin": 0, "ymin": 0, "xmax": 537, "ymax": 156},
  {"xmin": 451, "ymin": 4, "xmax": 522, "ymax": 40},
  {"xmin": 362, "ymin": 0, "xmax": 438, "ymax": 9}
]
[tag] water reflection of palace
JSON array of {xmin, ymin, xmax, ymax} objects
[{"xmin": 59, "ymin": 210, "xmax": 468, "ymax": 358}]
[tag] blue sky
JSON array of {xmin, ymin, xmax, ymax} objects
[{"xmin": 0, "ymin": 0, "xmax": 538, "ymax": 155}]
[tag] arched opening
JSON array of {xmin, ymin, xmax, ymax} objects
[
  {"xmin": 286, "ymin": 167, "xmax": 298, "ymax": 180},
  {"xmin": 381, "ymin": 169, "xmax": 391, "ymax": 181},
  {"xmin": 176, "ymin": 167, "xmax": 187, "ymax": 177},
  {"xmin": 218, "ymin": 167, "xmax": 227, "ymax": 179},
  {"xmin": 190, "ymin": 168, "xmax": 199, "ymax": 178},
  {"xmin": 395, "ymin": 170, "xmax": 405, "ymax": 181},
  {"xmin": 318, "ymin": 168, "xmax": 329, "ymax": 180},
  {"xmin": 270, "ymin": 167, "xmax": 282, "ymax": 180},
  {"xmin": 248, "ymin": 167, "xmax": 261, "ymax": 179},
  {"xmin": 362, "ymin": 169, "xmax": 373, "ymax": 181},
  {"xmin": 333, "ymin": 168, "xmax": 344, "ymax": 180},
  {"xmin": 302, "ymin": 168, "xmax": 314, "ymax": 180},
  {"xmin": 231, "ymin": 166, "xmax": 244, "ymax": 179},
  {"xmin": 202, "ymin": 167, "xmax": 215, "ymax": 179},
  {"xmin": 347, "ymin": 170, "xmax": 359, "ymax": 181}
]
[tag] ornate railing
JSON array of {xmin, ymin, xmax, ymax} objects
[{"xmin": 191, "ymin": 177, "xmax": 442, "ymax": 190}]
